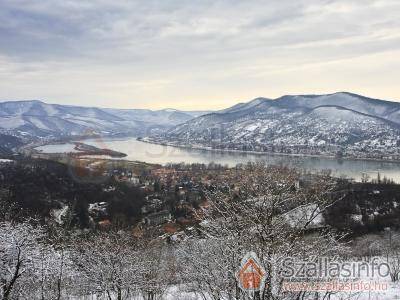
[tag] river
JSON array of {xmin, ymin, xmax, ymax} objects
[{"xmin": 35, "ymin": 137, "xmax": 400, "ymax": 182}]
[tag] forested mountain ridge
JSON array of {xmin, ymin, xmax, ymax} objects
[{"xmin": 148, "ymin": 92, "xmax": 400, "ymax": 160}]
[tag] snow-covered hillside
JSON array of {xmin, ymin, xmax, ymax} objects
[
  {"xmin": 148, "ymin": 92, "xmax": 400, "ymax": 160},
  {"xmin": 0, "ymin": 100, "xmax": 209, "ymax": 138}
]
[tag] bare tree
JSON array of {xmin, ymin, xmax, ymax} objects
[
  {"xmin": 69, "ymin": 230, "xmax": 147, "ymax": 300},
  {"xmin": 139, "ymin": 241, "xmax": 174, "ymax": 300},
  {"xmin": 179, "ymin": 163, "xmax": 347, "ymax": 300},
  {"xmin": 0, "ymin": 221, "xmax": 44, "ymax": 299},
  {"xmin": 382, "ymin": 230, "xmax": 400, "ymax": 282},
  {"xmin": 177, "ymin": 237, "xmax": 244, "ymax": 300}
]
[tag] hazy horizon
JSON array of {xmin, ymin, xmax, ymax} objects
[
  {"xmin": 1, "ymin": 91, "xmax": 400, "ymax": 111},
  {"xmin": 0, "ymin": 0, "xmax": 399, "ymax": 110}
]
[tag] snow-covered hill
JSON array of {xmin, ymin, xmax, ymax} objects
[
  {"xmin": 0, "ymin": 100, "xmax": 209, "ymax": 139},
  {"xmin": 148, "ymin": 92, "xmax": 400, "ymax": 160}
]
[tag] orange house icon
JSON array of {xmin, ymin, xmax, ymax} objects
[{"xmin": 237, "ymin": 252, "xmax": 266, "ymax": 292}]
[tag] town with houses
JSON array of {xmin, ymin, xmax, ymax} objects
[{"xmin": 2, "ymin": 153, "xmax": 399, "ymax": 240}]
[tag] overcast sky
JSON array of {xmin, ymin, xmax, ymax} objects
[{"xmin": 0, "ymin": 0, "xmax": 399, "ymax": 110}]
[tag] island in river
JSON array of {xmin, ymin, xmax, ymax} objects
[{"xmin": 72, "ymin": 142, "xmax": 127, "ymax": 158}]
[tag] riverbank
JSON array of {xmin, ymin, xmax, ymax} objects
[{"xmin": 139, "ymin": 137, "xmax": 400, "ymax": 164}]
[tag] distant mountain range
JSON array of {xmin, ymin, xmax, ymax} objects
[
  {"xmin": 0, "ymin": 100, "xmax": 209, "ymax": 139},
  {"xmin": 2, "ymin": 93, "xmax": 400, "ymax": 160},
  {"xmin": 146, "ymin": 92, "xmax": 400, "ymax": 160}
]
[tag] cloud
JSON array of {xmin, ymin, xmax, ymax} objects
[{"xmin": 0, "ymin": 0, "xmax": 399, "ymax": 109}]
